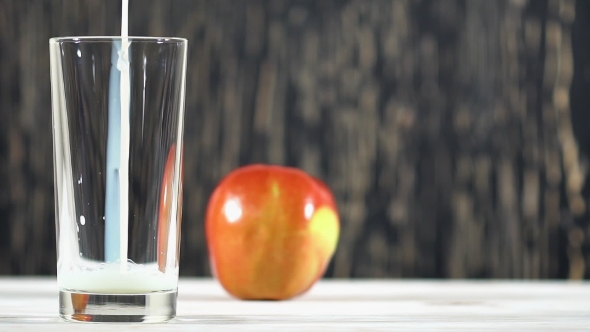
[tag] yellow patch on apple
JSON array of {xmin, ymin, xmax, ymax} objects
[{"xmin": 308, "ymin": 206, "xmax": 340, "ymax": 257}]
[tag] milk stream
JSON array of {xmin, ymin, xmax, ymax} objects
[
  {"xmin": 118, "ymin": 0, "xmax": 131, "ymax": 273},
  {"xmin": 103, "ymin": 0, "xmax": 130, "ymax": 271}
]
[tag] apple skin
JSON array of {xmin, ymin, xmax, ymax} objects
[
  {"xmin": 71, "ymin": 293, "xmax": 89, "ymax": 312},
  {"xmin": 70, "ymin": 293, "xmax": 92, "ymax": 321},
  {"xmin": 205, "ymin": 164, "xmax": 340, "ymax": 300},
  {"xmin": 158, "ymin": 144, "xmax": 183, "ymax": 273}
]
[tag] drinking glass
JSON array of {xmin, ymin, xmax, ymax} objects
[{"xmin": 49, "ymin": 36, "xmax": 187, "ymax": 322}]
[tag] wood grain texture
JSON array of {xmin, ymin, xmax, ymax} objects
[
  {"xmin": 0, "ymin": 0, "xmax": 589, "ymax": 279},
  {"xmin": 3, "ymin": 278, "xmax": 590, "ymax": 330}
]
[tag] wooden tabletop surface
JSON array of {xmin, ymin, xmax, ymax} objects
[{"xmin": 0, "ymin": 277, "xmax": 589, "ymax": 331}]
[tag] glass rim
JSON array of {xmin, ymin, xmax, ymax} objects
[{"xmin": 49, "ymin": 36, "xmax": 188, "ymax": 44}]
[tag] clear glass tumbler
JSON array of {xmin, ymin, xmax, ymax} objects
[{"xmin": 49, "ymin": 37, "xmax": 187, "ymax": 322}]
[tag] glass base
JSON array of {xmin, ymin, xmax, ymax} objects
[{"xmin": 59, "ymin": 289, "xmax": 177, "ymax": 323}]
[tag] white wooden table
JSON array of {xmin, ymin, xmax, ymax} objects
[{"xmin": 1, "ymin": 277, "xmax": 589, "ymax": 331}]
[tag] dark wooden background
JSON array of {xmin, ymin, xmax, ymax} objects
[{"xmin": 1, "ymin": 0, "xmax": 589, "ymax": 279}]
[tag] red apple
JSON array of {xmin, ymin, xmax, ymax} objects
[
  {"xmin": 205, "ymin": 164, "xmax": 340, "ymax": 300},
  {"xmin": 158, "ymin": 144, "xmax": 183, "ymax": 273},
  {"xmin": 71, "ymin": 293, "xmax": 89, "ymax": 312},
  {"xmin": 71, "ymin": 313, "xmax": 92, "ymax": 322},
  {"xmin": 70, "ymin": 293, "xmax": 91, "ymax": 321}
]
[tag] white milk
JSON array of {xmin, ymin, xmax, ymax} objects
[{"xmin": 59, "ymin": 262, "xmax": 177, "ymax": 294}]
